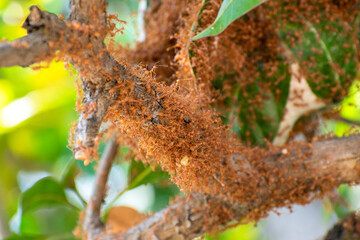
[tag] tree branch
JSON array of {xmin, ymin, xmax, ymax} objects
[
  {"xmin": 66, "ymin": 0, "xmax": 122, "ymax": 160},
  {"xmin": 104, "ymin": 134, "xmax": 360, "ymax": 240},
  {"xmin": 83, "ymin": 139, "xmax": 119, "ymax": 240},
  {"xmin": 69, "ymin": 0, "xmax": 107, "ymax": 29},
  {"xmin": 323, "ymin": 212, "xmax": 360, "ymax": 240},
  {"xmin": 0, "ymin": 33, "xmax": 50, "ymax": 68},
  {"xmin": 0, "ymin": 6, "xmax": 67, "ymax": 68}
]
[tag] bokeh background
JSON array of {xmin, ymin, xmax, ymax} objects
[{"xmin": 0, "ymin": 1, "xmax": 360, "ymax": 240}]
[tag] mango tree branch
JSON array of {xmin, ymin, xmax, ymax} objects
[
  {"xmin": 0, "ymin": 6, "xmax": 67, "ymax": 68},
  {"xmin": 323, "ymin": 212, "xmax": 360, "ymax": 240},
  {"xmin": 68, "ymin": 0, "xmax": 112, "ymax": 85},
  {"xmin": 69, "ymin": 0, "xmax": 107, "ymax": 30},
  {"xmin": 66, "ymin": 0, "xmax": 120, "ymax": 159},
  {"xmin": 0, "ymin": 33, "xmax": 51, "ymax": 68},
  {"xmin": 83, "ymin": 139, "xmax": 119, "ymax": 240},
  {"xmin": 109, "ymin": 134, "xmax": 360, "ymax": 240}
]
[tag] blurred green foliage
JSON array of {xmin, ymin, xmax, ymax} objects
[{"xmin": 0, "ymin": 1, "xmax": 79, "ymax": 238}]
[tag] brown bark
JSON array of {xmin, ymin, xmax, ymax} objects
[
  {"xmin": 113, "ymin": 134, "xmax": 360, "ymax": 240},
  {"xmin": 83, "ymin": 134, "xmax": 360, "ymax": 240},
  {"xmin": 83, "ymin": 140, "xmax": 119, "ymax": 240},
  {"xmin": 324, "ymin": 212, "xmax": 360, "ymax": 240},
  {"xmin": 0, "ymin": 6, "xmax": 66, "ymax": 67}
]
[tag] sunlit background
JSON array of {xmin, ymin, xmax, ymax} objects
[{"xmin": 0, "ymin": 1, "xmax": 360, "ymax": 240}]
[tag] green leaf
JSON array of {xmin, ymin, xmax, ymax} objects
[
  {"xmin": 216, "ymin": 59, "xmax": 290, "ymax": 146},
  {"xmin": 21, "ymin": 177, "xmax": 69, "ymax": 214},
  {"xmin": 13, "ymin": 177, "xmax": 79, "ymax": 237},
  {"xmin": 128, "ymin": 160, "xmax": 170, "ymax": 190},
  {"xmin": 150, "ymin": 184, "xmax": 180, "ymax": 212},
  {"xmin": 278, "ymin": 5, "xmax": 359, "ymax": 100},
  {"xmin": 192, "ymin": 0, "xmax": 267, "ymax": 40},
  {"xmin": 20, "ymin": 206, "xmax": 79, "ymax": 236},
  {"xmin": 333, "ymin": 184, "xmax": 352, "ymax": 218}
]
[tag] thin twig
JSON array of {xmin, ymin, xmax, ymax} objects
[
  {"xmin": 339, "ymin": 117, "xmax": 360, "ymax": 127},
  {"xmin": 83, "ymin": 139, "xmax": 119, "ymax": 240}
]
